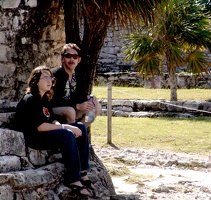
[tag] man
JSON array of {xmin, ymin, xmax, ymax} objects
[{"xmin": 51, "ymin": 43, "xmax": 101, "ymax": 127}]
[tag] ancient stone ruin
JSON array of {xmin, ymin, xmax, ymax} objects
[
  {"xmin": 0, "ymin": 100, "xmax": 120, "ymax": 200},
  {"xmin": 0, "ymin": 1, "xmax": 211, "ymax": 199}
]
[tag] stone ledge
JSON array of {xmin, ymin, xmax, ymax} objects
[
  {"xmin": 0, "ymin": 162, "xmax": 64, "ymax": 189},
  {"xmin": 99, "ymin": 99, "xmax": 211, "ymax": 117}
]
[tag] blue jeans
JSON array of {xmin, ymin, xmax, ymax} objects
[{"xmin": 25, "ymin": 122, "xmax": 90, "ymax": 184}]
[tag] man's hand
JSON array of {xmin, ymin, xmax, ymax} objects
[
  {"xmin": 76, "ymin": 100, "xmax": 95, "ymax": 112},
  {"xmin": 88, "ymin": 95, "xmax": 98, "ymax": 106}
]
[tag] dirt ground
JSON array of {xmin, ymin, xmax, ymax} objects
[{"xmin": 94, "ymin": 146, "xmax": 211, "ymax": 200}]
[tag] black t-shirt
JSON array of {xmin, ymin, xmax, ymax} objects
[
  {"xmin": 50, "ymin": 66, "xmax": 88, "ymax": 108},
  {"xmin": 13, "ymin": 93, "xmax": 54, "ymax": 138}
]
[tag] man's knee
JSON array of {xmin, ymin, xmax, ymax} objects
[
  {"xmin": 63, "ymin": 107, "xmax": 76, "ymax": 123},
  {"xmin": 63, "ymin": 107, "xmax": 76, "ymax": 117}
]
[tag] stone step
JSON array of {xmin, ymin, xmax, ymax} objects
[
  {"xmin": 0, "ymin": 128, "xmax": 74, "ymax": 200},
  {"xmin": 0, "ymin": 112, "xmax": 15, "ymax": 128}
]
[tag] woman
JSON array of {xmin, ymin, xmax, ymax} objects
[{"xmin": 13, "ymin": 66, "xmax": 94, "ymax": 196}]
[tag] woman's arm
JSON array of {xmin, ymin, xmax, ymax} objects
[
  {"xmin": 37, "ymin": 122, "xmax": 82, "ymax": 138},
  {"xmin": 37, "ymin": 122, "xmax": 63, "ymax": 132},
  {"xmin": 52, "ymin": 120, "xmax": 61, "ymax": 125}
]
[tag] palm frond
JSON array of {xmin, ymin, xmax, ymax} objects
[
  {"xmin": 163, "ymin": 44, "xmax": 185, "ymax": 71},
  {"xmin": 76, "ymin": 0, "xmax": 168, "ymax": 28},
  {"xmin": 123, "ymin": 33, "xmax": 163, "ymax": 61},
  {"xmin": 134, "ymin": 55, "xmax": 161, "ymax": 79},
  {"xmin": 186, "ymin": 51, "xmax": 210, "ymax": 74}
]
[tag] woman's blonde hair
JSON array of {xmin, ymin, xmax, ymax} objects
[{"xmin": 26, "ymin": 66, "xmax": 55, "ymax": 100}]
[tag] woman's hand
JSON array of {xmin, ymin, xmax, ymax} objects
[{"xmin": 63, "ymin": 124, "xmax": 82, "ymax": 138}]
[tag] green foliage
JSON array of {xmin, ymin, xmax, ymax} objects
[
  {"xmin": 124, "ymin": 0, "xmax": 211, "ymax": 76},
  {"xmin": 122, "ymin": 0, "xmax": 211, "ymax": 100},
  {"xmin": 186, "ymin": 51, "xmax": 210, "ymax": 73},
  {"xmin": 66, "ymin": 0, "xmax": 169, "ymax": 95}
]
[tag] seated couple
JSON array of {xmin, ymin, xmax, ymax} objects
[{"xmin": 13, "ymin": 65, "xmax": 99, "ymax": 197}]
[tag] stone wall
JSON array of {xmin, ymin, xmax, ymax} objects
[
  {"xmin": 99, "ymin": 99, "xmax": 211, "ymax": 118},
  {"xmin": 97, "ymin": 27, "xmax": 135, "ymax": 73},
  {"xmin": 1, "ymin": 0, "xmax": 211, "ymax": 101},
  {"xmin": 0, "ymin": 0, "xmax": 64, "ymax": 100},
  {"xmin": 0, "ymin": 0, "xmax": 133, "ymax": 101},
  {"xmin": 94, "ymin": 72, "xmax": 211, "ymax": 89}
]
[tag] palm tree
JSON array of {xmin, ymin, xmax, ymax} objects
[
  {"xmin": 63, "ymin": 0, "xmax": 167, "ymax": 97},
  {"xmin": 123, "ymin": 0, "xmax": 211, "ymax": 101}
]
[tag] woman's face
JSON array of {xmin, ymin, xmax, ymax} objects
[{"xmin": 37, "ymin": 70, "xmax": 53, "ymax": 96}]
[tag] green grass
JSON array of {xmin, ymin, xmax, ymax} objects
[
  {"xmin": 93, "ymin": 86, "xmax": 211, "ymax": 101},
  {"xmin": 91, "ymin": 86, "xmax": 211, "ymax": 155},
  {"xmin": 92, "ymin": 116, "xmax": 211, "ymax": 155}
]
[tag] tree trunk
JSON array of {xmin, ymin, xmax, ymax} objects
[
  {"xmin": 90, "ymin": 145, "xmax": 116, "ymax": 195},
  {"xmin": 64, "ymin": 0, "xmax": 110, "ymax": 96},
  {"xmin": 167, "ymin": 59, "xmax": 178, "ymax": 101},
  {"xmin": 77, "ymin": 19, "xmax": 110, "ymax": 95},
  {"xmin": 63, "ymin": 1, "xmax": 115, "ymax": 196},
  {"xmin": 64, "ymin": 0, "xmax": 81, "ymax": 45}
]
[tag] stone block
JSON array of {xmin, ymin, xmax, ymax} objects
[
  {"xmin": 24, "ymin": 0, "xmax": 37, "ymax": 8},
  {"xmin": 0, "ymin": 45, "xmax": 8, "ymax": 62},
  {"xmin": 0, "ymin": 128, "xmax": 26, "ymax": 157},
  {"xmin": 0, "ymin": 63, "xmax": 16, "ymax": 77},
  {"xmin": 0, "ymin": 185, "xmax": 14, "ymax": 200},
  {"xmin": 0, "ymin": 156, "xmax": 21, "ymax": 172},
  {"xmin": 27, "ymin": 148, "xmax": 48, "ymax": 166},
  {"xmin": 183, "ymin": 101, "xmax": 200, "ymax": 112},
  {"xmin": 1, "ymin": 0, "xmax": 21, "ymax": 9},
  {"xmin": 112, "ymin": 100, "xmax": 134, "ymax": 107},
  {"xmin": 0, "ymin": 32, "xmax": 6, "ymax": 43},
  {"xmin": 0, "ymin": 113, "xmax": 15, "ymax": 127},
  {"xmin": 0, "ymin": 163, "xmax": 63, "ymax": 189}
]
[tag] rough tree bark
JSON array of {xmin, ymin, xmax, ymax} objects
[
  {"xmin": 166, "ymin": 57, "xmax": 178, "ymax": 101},
  {"xmin": 64, "ymin": 0, "xmax": 116, "ymax": 195}
]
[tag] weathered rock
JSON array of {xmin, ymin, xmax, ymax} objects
[
  {"xmin": 100, "ymin": 99, "xmax": 211, "ymax": 117},
  {"xmin": 94, "ymin": 146, "xmax": 211, "ymax": 200},
  {"xmin": 0, "ymin": 110, "xmax": 118, "ymax": 199},
  {"xmin": 0, "ymin": 0, "xmax": 211, "ymax": 101},
  {"xmin": 0, "ymin": 128, "xmax": 26, "ymax": 157},
  {"xmin": 0, "ymin": 156, "xmax": 21, "ymax": 172}
]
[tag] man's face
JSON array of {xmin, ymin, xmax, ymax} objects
[{"xmin": 61, "ymin": 48, "xmax": 81, "ymax": 72}]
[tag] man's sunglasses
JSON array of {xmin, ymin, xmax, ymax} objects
[{"xmin": 63, "ymin": 53, "xmax": 79, "ymax": 59}]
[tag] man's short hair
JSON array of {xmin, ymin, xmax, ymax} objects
[{"xmin": 61, "ymin": 43, "xmax": 81, "ymax": 56}]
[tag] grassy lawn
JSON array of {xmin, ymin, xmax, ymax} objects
[
  {"xmin": 91, "ymin": 86, "xmax": 211, "ymax": 155},
  {"xmin": 92, "ymin": 86, "xmax": 211, "ymax": 101},
  {"xmin": 92, "ymin": 116, "xmax": 211, "ymax": 155}
]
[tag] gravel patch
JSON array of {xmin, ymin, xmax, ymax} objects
[{"xmin": 93, "ymin": 146, "xmax": 211, "ymax": 200}]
